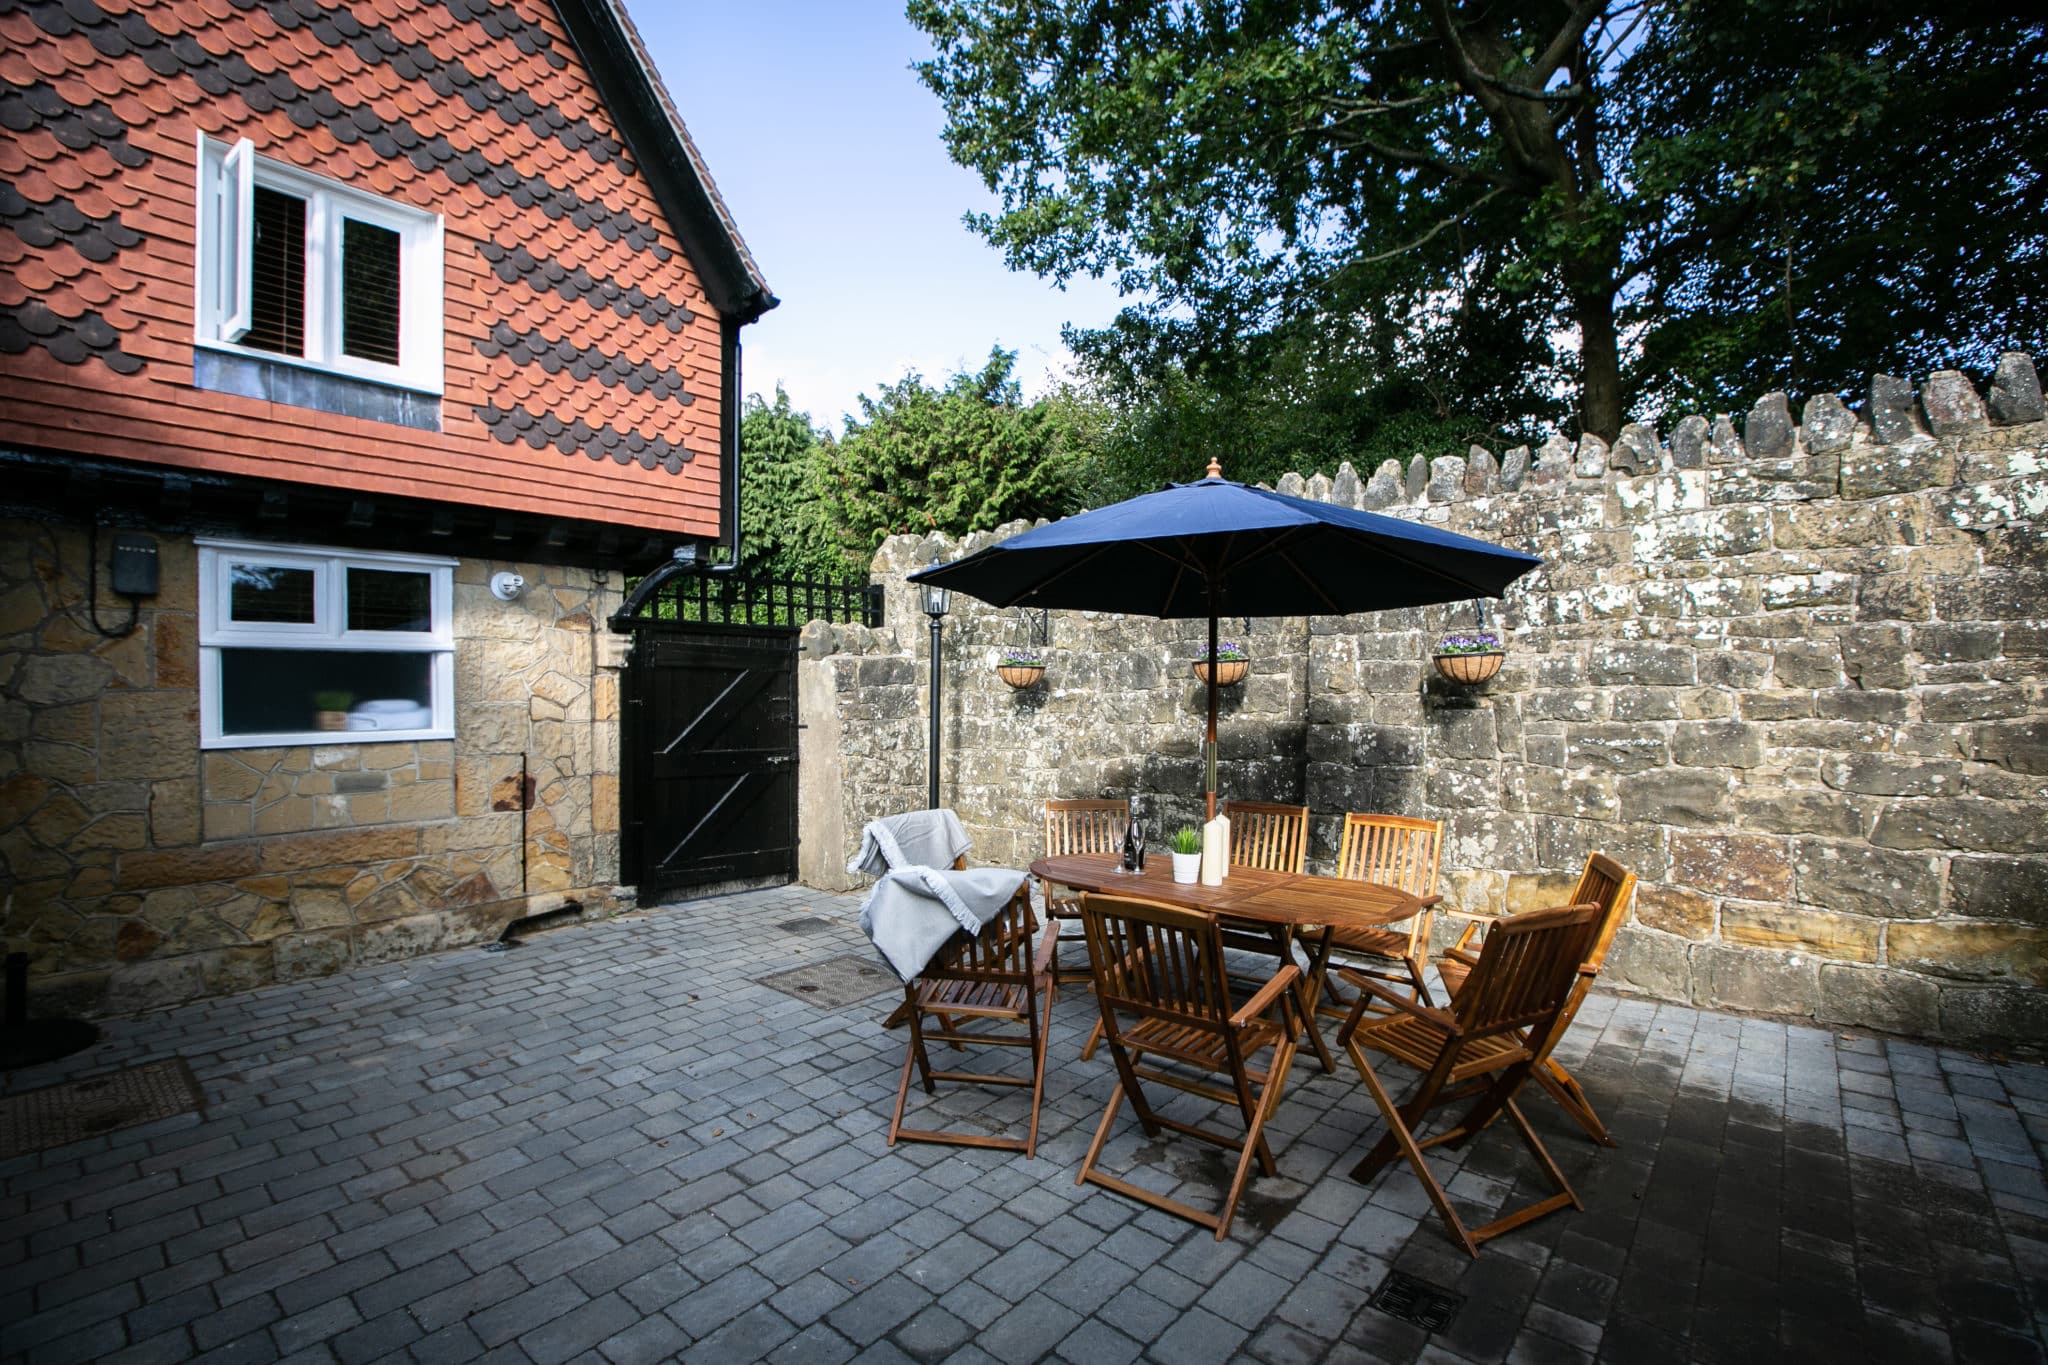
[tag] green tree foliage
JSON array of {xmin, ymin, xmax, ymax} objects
[
  {"xmin": 1618, "ymin": 2, "xmax": 2047, "ymax": 412},
  {"xmin": 737, "ymin": 388, "xmax": 853, "ymax": 580},
  {"xmin": 910, "ymin": 1, "xmax": 1630, "ymax": 436},
  {"xmin": 817, "ymin": 347, "xmax": 1082, "ymax": 561},
  {"xmin": 909, "ymin": 0, "xmax": 2044, "ymax": 443},
  {"xmin": 1069, "ymin": 242, "xmax": 1564, "ymax": 502}
]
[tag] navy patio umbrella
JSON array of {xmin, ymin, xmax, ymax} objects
[{"xmin": 909, "ymin": 459, "xmax": 1543, "ymax": 819}]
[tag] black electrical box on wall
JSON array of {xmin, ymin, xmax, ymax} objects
[{"xmin": 110, "ymin": 534, "xmax": 159, "ymax": 596}]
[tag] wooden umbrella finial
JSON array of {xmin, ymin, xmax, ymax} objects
[{"xmin": 1205, "ymin": 457, "xmax": 1223, "ymax": 479}]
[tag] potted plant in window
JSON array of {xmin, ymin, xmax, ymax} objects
[
  {"xmin": 1191, "ymin": 640, "xmax": 1249, "ymax": 686},
  {"xmin": 312, "ymin": 690, "xmax": 354, "ymax": 732},
  {"xmin": 996, "ymin": 649, "xmax": 1045, "ymax": 689},
  {"xmin": 1432, "ymin": 630, "xmax": 1506, "ymax": 685},
  {"xmin": 1169, "ymin": 826, "xmax": 1202, "ymax": 884}
]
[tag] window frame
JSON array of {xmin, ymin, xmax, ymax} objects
[
  {"xmin": 194, "ymin": 135, "xmax": 445, "ymax": 396},
  {"xmin": 196, "ymin": 538, "xmax": 457, "ymax": 750}
]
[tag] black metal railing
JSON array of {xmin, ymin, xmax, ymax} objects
[{"xmin": 623, "ymin": 570, "xmax": 883, "ymax": 630}]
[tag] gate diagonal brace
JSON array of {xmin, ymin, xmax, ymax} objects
[
  {"xmin": 656, "ymin": 770, "xmax": 756, "ymax": 871},
  {"xmin": 660, "ymin": 668, "xmax": 756, "ymax": 756}
]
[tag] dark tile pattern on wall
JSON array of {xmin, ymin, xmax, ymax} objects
[{"xmin": 474, "ymin": 402, "xmax": 693, "ymax": 472}]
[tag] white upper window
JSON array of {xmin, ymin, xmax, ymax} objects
[
  {"xmin": 195, "ymin": 136, "xmax": 444, "ymax": 395},
  {"xmin": 196, "ymin": 539, "xmax": 456, "ymax": 749}
]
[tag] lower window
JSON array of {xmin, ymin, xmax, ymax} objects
[
  {"xmin": 216, "ymin": 649, "xmax": 437, "ymax": 738},
  {"xmin": 197, "ymin": 538, "xmax": 455, "ymax": 748}
]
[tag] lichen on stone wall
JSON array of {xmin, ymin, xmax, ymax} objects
[{"xmin": 807, "ymin": 356, "xmax": 2048, "ymax": 1047}]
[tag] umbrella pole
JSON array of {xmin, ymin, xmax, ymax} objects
[{"xmin": 1206, "ymin": 609, "xmax": 1219, "ymax": 821}]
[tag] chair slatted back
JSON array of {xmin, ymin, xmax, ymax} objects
[
  {"xmin": 1224, "ymin": 801, "xmax": 1309, "ymax": 874},
  {"xmin": 924, "ymin": 889, "xmax": 1036, "ymax": 986},
  {"xmin": 1516, "ymin": 853, "xmax": 1640, "ymax": 1070},
  {"xmin": 1451, "ymin": 903, "xmax": 1601, "ymax": 1042},
  {"xmin": 1045, "ymin": 799, "xmax": 1128, "ymax": 858},
  {"xmin": 1569, "ymin": 853, "xmax": 1638, "ymax": 973},
  {"xmin": 1335, "ymin": 813, "xmax": 1444, "ymax": 898},
  {"xmin": 1080, "ymin": 893, "xmax": 1234, "ymax": 1039}
]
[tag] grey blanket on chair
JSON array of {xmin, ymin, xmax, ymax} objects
[{"xmin": 848, "ymin": 809, "xmax": 1026, "ymax": 982}]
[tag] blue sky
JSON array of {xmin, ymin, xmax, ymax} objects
[{"xmin": 628, "ymin": 0, "xmax": 1129, "ymax": 429}]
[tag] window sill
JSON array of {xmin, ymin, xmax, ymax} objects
[
  {"xmin": 203, "ymin": 727, "xmax": 453, "ymax": 751},
  {"xmin": 194, "ymin": 349, "xmax": 442, "ymax": 431}
]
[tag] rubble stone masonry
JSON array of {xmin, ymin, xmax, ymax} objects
[
  {"xmin": 800, "ymin": 357, "xmax": 2047, "ymax": 1048},
  {"xmin": 0, "ymin": 522, "xmax": 627, "ymax": 1015}
]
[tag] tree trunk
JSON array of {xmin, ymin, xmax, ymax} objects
[{"xmin": 1573, "ymin": 283, "xmax": 1623, "ymax": 442}]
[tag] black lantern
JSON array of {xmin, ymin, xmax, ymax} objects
[
  {"xmin": 923, "ymin": 556, "xmax": 950, "ymax": 810},
  {"xmin": 921, "ymin": 571, "xmax": 952, "ymax": 623}
]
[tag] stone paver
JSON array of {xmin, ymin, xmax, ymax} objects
[{"xmin": 4, "ymin": 884, "xmax": 2046, "ymax": 1364}]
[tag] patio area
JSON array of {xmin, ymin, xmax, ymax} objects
[{"xmin": 4, "ymin": 885, "xmax": 2045, "ymax": 1365}]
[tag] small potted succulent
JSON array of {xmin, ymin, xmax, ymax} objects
[
  {"xmin": 996, "ymin": 649, "xmax": 1046, "ymax": 689},
  {"xmin": 1432, "ymin": 630, "xmax": 1506, "ymax": 685},
  {"xmin": 1191, "ymin": 640, "xmax": 1250, "ymax": 686},
  {"xmin": 1169, "ymin": 826, "xmax": 1202, "ymax": 884},
  {"xmin": 312, "ymin": 690, "xmax": 354, "ymax": 731}
]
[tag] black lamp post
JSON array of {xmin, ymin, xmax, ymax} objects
[{"xmin": 921, "ymin": 557, "xmax": 951, "ymax": 811}]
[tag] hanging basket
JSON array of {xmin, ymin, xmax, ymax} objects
[
  {"xmin": 996, "ymin": 663, "xmax": 1045, "ymax": 689},
  {"xmin": 1192, "ymin": 658, "xmax": 1250, "ymax": 686},
  {"xmin": 1432, "ymin": 650, "xmax": 1505, "ymax": 685}
]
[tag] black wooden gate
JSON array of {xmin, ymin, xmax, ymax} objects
[
  {"xmin": 617, "ymin": 568, "xmax": 880, "ymax": 901},
  {"xmin": 624, "ymin": 626, "xmax": 798, "ymax": 897}
]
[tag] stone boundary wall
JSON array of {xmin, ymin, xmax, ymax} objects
[
  {"xmin": 1, "ymin": 523, "xmax": 628, "ymax": 1016},
  {"xmin": 798, "ymin": 356, "xmax": 2047, "ymax": 1047}
]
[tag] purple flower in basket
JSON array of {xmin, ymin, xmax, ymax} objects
[
  {"xmin": 1195, "ymin": 640, "xmax": 1249, "ymax": 662},
  {"xmin": 1435, "ymin": 631, "xmax": 1504, "ymax": 655}
]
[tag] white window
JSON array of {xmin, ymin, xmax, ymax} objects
[
  {"xmin": 194, "ymin": 136, "xmax": 444, "ymax": 395},
  {"xmin": 196, "ymin": 539, "xmax": 456, "ymax": 749}
]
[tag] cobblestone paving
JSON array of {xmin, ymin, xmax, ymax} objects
[{"xmin": 4, "ymin": 885, "xmax": 2045, "ymax": 1364}]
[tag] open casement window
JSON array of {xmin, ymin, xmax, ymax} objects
[
  {"xmin": 195, "ymin": 136, "xmax": 443, "ymax": 394},
  {"xmin": 196, "ymin": 539, "xmax": 456, "ymax": 749},
  {"xmin": 212, "ymin": 137, "xmax": 254, "ymax": 340}
]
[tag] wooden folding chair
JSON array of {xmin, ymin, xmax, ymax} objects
[
  {"xmin": 1340, "ymin": 902, "xmax": 1602, "ymax": 1256},
  {"xmin": 1211, "ymin": 800, "xmax": 1339, "ymax": 1073},
  {"xmin": 1040, "ymin": 799, "xmax": 1128, "ymax": 988},
  {"xmin": 882, "ymin": 845, "xmax": 972, "ymax": 1032},
  {"xmin": 1435, "ymin": 853, "xmax": 1637, "ymax": 1146},
  {"xmin": 1224, "ymin": 800, "xmax": 1308, "ymax": 874},
  {"xmin": 1076, "ymin": 892, "xmax": 1302, "ymax": 1240},
  {"xmin": 1302, "ymin": 813, "xmax": 1443, "ymax": 1023},
  {"xmin": 890, "ymin": 881, "xmax": 1060, "ymax": 1158}
]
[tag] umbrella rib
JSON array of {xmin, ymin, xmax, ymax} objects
[
  {"xmin": 1160, "ymin": 545, "xmax": 1192, "ymax": 613},
  {"xmin": 1010, "ymin": 540, "xmax": 1128, "ymax": 605},
  {"xmin": 1014, "ymin": 536, "xmax": 1204, "ymax": 613},
  {"xmin": 1268, "ymin": 544, "xmax": 1343, "ymax": 614},
  {"xmin": 1144, "ymin": 537, "xmax": 1211, "ymax": 616},
  {"xmin": 1336, "ymin": 529, "xmax": 1521, "ymax": 601},
  {"xmin": 1228, "ymin": 521, "xmax": 1521, "ymax": 606}
]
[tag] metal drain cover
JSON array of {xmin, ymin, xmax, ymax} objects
[
  {"xmin": 0, "ymin": 1059, "xmax": 206, "ymax": 1159},
  {"xmin": 1370, "ymin": 1269, "xmax": 1463, "ymax": 1332},
  {"xmin": 757, "ymin": 957, "xmax": 898, "ymax": 1009}
]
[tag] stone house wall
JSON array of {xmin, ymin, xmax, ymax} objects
[
  {"xmin": 797, "ymin": 358, "xmax": 2048, "ymax": 1047},
  {"xmin": 0, "ymin": 520, "xmax": 627, "ymax": 1015}
]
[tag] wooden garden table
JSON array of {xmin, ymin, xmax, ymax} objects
[{"xmin": 1028, "ymin": 852, "xmax": 1437, "ymax": 1073}]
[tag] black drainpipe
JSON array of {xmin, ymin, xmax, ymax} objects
[{"xmin": 712, "ymin": 316, "xmax": 742, "ymax": 574}]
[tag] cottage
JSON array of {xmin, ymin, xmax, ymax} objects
[{"xmin": 0, "ymin": 0, "xmax": 774, "ymax": 1014}]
